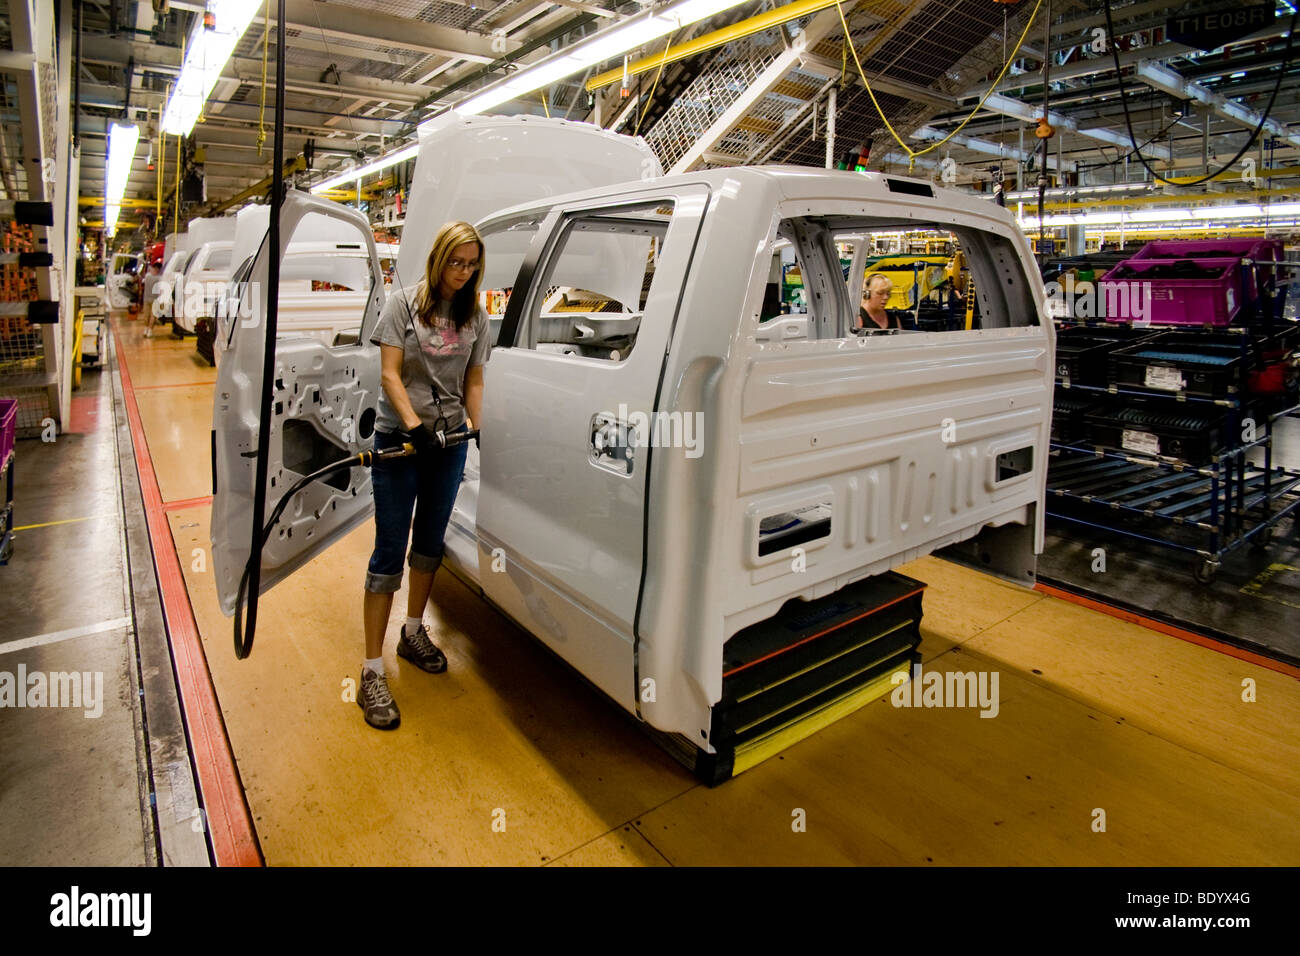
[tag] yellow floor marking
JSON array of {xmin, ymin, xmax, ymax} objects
[
  {"xmin": 12, "ymin": 513, "xmax": 112, "ymax": 532},
  {"xmin": 1239, "ymin": 562, "xmax": 1300, "ymax": 610}
]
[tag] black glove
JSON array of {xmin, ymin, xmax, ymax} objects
[{"xmin": 405, "ymin": 423, "xmax": 434, "ymax": 456}]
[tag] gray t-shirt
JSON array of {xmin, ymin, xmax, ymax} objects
[{"xmin": 371, "ymin": 283, "xmax": 490, "ymax": 433}]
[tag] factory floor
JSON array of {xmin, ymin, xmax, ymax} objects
[{"xmin": 2, "ymin": 310, "xmax": 1298, "ymax": 866}]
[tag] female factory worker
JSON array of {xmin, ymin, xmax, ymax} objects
[
  {"xmin": 857, "ymin": 272, "xmax": 902, "ymax": 331},
  {"xmin": 359, "ymin": 220, "xmax": 489, "ymax": 730}
]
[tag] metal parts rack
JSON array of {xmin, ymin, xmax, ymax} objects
[{"xmin": 1047, "ymin": 378, "xmax": 1300, "ymax": 583}]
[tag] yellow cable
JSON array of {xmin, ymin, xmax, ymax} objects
[
  {"xmin": 635, "ymin": 30, "xmax": 677, "ymax": 137},
  {"xmin": 155, "ymin": 109, "xmax": 162, "ymax": 227},
  {"xmin": 831, "ymin": 0, "xmax": 1044, "ymax": 162},
  {"xmin": 174, "ymin": 29, "xmax": 185, "ymax": 235},
  {"xmin": 257, "ymin": 2, "xmax": 269, "ymax": 157},
  {"xmin": 541, "ymin": 88, "xmax": 550, "ymax": 118}
]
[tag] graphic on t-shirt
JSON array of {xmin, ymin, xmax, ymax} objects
[{"xmin": 422, "ymin": 319, "xmax": 468, "ymax": 357}]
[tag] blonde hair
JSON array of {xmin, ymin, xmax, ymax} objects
[
  {"xmin": 865, "ymin": 272, "xmax": 892, "ymax": 295},
  {"xmin": 414, "ymin": 220, "xmax": 485, "ymax": 329}
]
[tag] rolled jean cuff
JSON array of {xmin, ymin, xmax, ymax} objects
[
  {"xmin": 364, "ymin": 569, "xmax": 404, "ymax": 594},
  {"xmin": 408, "ymin": 549, "xmax": 443, "ymax": 574}
]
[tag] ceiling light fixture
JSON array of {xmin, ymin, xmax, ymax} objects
[
  {"xmin": 309, "ymin": 142, "xmax": 421, "ymax": 194},
  {"xmin": 454, "ymin": 0, "xmax": 751, "ymax": 116},
  {"xmin": 161, "ymin": 0, "xmax": 262, "ymax": 137},
  {"xmin": 1020, "ymin": 203, "xmax": 1300, "ymax": 229},
  {"xmin": 104, "ymin": 122, "xmax": 141, "ymax": 237}
]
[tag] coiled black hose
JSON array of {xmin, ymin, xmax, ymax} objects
[{"xmin": 234, "ymin": 427, "xmax": 479, "ymax": 659}]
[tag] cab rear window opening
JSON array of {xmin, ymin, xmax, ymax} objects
[{"xmin": 760, "ymin": 216, "xmax": 1039, "ymax": 341}]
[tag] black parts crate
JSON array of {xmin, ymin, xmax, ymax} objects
[
  {"xmin": 1084, "ymin": 401, "xmax": 1229, "ymax": 465},
  {"xmin": 1109, "ymin": 329, "xmax": 1255, "ymax": 399},
  {"xmin": 693, "ymin": 571, "xmax": 925, "ymax": 786},
  {"xmin": 1055, "ymin": 325, "xmax": 1159, "ymax": 386},
  {"xmin": 1051, "ymin": 393, "xmax": 1097, "ymax": 445}
]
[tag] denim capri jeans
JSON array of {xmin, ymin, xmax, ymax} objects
[{"xmin": 364, "ymin": 426, "xmax": 468, "ymax": 593}]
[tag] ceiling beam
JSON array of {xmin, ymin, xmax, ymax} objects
[
  {"xmin": 280, "ymin": 0, "xmax": 518, "ymax": 65},
  {"xmin": 980, "ymin": 19, "xmax": 1293, "ymax": 98},
  {"xmin": 912, "ymin": 126, "xmax": 1063, "ymax": 170},
  {"xmin": 1134, "ymin": 59, "xmax": 1300, "ymax": 150},
  {"xmin": 979, "ymin": 91, "xmax": 1173, "ymax": 160}
]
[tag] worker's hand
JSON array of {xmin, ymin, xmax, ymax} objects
[{"xmin": 405, "ymin": 423, "xmax": 434, "ymax": 456}]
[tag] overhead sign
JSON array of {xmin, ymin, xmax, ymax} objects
[{"xmin": 1166, "ymin": 4, "xmax": 1276, "ymax": 52}]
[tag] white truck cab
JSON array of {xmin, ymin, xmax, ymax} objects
[
  {"xmin": 152, "ymin": 247, "xmax": 192, "ymax": 322},
  {"xmin": 210, "ymin": 200, "xmax": 400, "ymax": 363},
  {"xmin": 211, "ymin": 120, "xmax": 1051, "ymax": 783},
  {"xmin": 105, "ymin": 252, "xmax": 140, "ymax": 310},
  {"xmin": 172, "ymin": 240, "xmax": 233, "ymax": 338}
]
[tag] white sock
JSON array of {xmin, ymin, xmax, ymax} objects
[
  {"xmin": 405, "ymin": 616, "xmax": 423, "ymax": 634},
  {"xmin": 364, "ymin": 656, "xmax": 384, "ymax": 676}
]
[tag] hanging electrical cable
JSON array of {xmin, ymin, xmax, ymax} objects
[
  {"xmin": 830, "ymin": 0, "xmax": 1045, "ymax": 168},
  {"xmin": 1104, "ymin": 0, "xmax": 1297, "ymax": 187},
  {"xmin": 236, "ymin": 0, "xmax": 289, "ymax": 661},
  {"xmin": 635, "ymin": 29, "xmax": 679, "ymax": 137},
  {"xmin": 257, "ymin": 0, "xmax": 269, "ymax": 157}
]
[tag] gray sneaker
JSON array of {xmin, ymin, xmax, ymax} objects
[
  {"xmin": 397, "ymin": 623, "xmax": 448, "ymax": 674},
  {"xmin": 359, "ymin": 668, "xmax": 400, "ymax": 729}
]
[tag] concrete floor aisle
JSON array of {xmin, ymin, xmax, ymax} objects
[
  {"xmin": 110, "ymin": 314, "xmax": 1300, "ymax": 866},
  {"xmin": 0, "ymin": 327, "xmax": 207, "ymax": 866}
]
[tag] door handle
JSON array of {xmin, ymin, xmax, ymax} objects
[{"xmin": 590, "ymin": 415, "xmax": 635, "ymax": 475}]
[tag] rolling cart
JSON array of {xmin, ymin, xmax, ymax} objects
[{"xmin": 0, "ymin": 398, "xmax": 15, "ymax": 565}]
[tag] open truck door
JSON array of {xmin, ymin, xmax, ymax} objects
[
  {"xmin": 473, "ymin": 184, "xmax": 710, "ymax": 708},
  {"xmin": 210, "ymin": 115, "xmax": 662, "ymax": 624},
  {"xmin": 210, "ymin": 190, "xmax": 385, "ymax": 617}
]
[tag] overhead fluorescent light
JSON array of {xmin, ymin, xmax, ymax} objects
[
  {"xmin": 161, "ymin": 0, "xmax": 262, "ymax": 136},
  {"xmin": 310, "ymin": 142, "xmax": 421, "ymax": 194},
  {"xmin": 455, "ymin": 0, "xmax": 750, "ymax": 116},
  {"xmin": 1020, "ymin": 202, "xmax": 1300, "ymax": 229},
  {"xmin": 104, "ymin": 122, "xmax": 140, "ymax": 237}
]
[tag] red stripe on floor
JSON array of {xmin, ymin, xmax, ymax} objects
[
  {"xmin": 111, "ymin": 319, "xmax": 263, "ymax": 867},
  {"xmin": 163, "ymin": 495, "xmax": 214, "ymax": 512},
  {"xmin": 67, "ymin": 394, "xmax": 103, "ymax": 434},
  {"xmin": 1034, "ymin": 582, "xmax": 1300, "ymax": 681},
  {"xmin": 134, "ymin": 381, "xmax": 217, "ymax": 391}
]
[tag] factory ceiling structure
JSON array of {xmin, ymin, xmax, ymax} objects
[{"xmin": 25, "ymin": 0, "xmax": 1300, "ymax": 235}]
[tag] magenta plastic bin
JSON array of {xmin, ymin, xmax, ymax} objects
[
  {"xmin": 1130, "ymin": 238, "xmax": 1283, "ymax": 302},
  {"xmin": 0, "ymin": 398, "xmax": 16, "ymax": 467},
  {"xmin": 1099, "ymin": 257, "xmax": 1245, "ymax": 326}
]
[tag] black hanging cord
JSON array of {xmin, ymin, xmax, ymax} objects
[
  {"xmin": 231, "ymin": 2, "xmax": 482, "ymax": 658},
  {"xmin": 230, "ymin": 433, "xmax": 477, "ymax": 659},
  {"xmin": 1104, "ymin": 1, "xmax": 1297, "ymax": 188},
  {"xmin": 236, "ymin": 0, "xmax": 288, "ymax": 660},
  {"xmin": 1037, "ymin": 0, "xmax": 1051, "ymax": 263}
]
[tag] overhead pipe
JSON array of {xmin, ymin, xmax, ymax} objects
[
  {"xmin": 586, "ymin": 0, "xmax": 846, "ymax": 92},
  {"xmin": 824, "ymin": 84, "xmax": 835, "ymax": 169},
  {"xmin": 73, "ymin": 0, "xmax": 82, "ymax": 148},
  {"xmin": 121, "ymin": 55, "xmax": 134, "ymax": 119},
  {"xmin": 402, "ymin": 14, "xmax": 595, "ymax": 125}
]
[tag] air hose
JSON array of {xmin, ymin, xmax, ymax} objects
[{"xmin": 233, "ymin": 427, "xmax": 480, "ymax": 659}]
